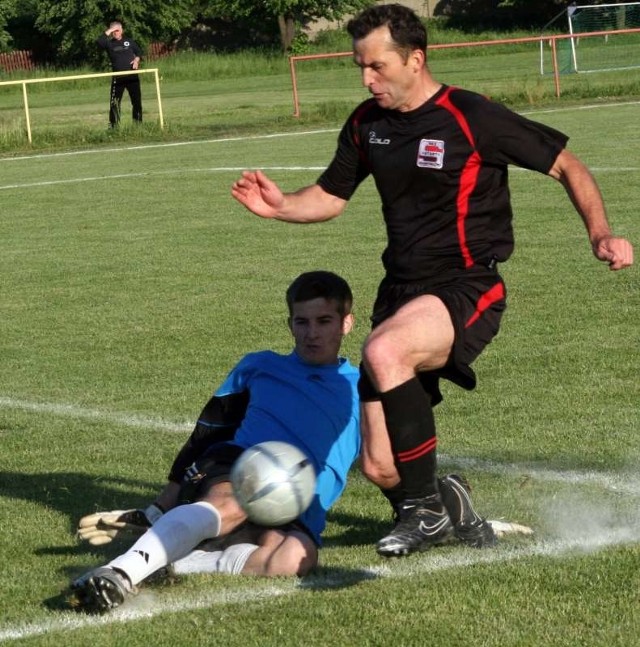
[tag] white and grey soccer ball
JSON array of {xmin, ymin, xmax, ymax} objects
[{"xmin": 231, "ymin": 441, "xmax": 316, "ymax": 526}]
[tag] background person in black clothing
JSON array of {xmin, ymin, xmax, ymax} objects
[
  {"xmin": 96, "ymin": 21, "xmax": 143, "ymax": 127},
  {"xmin": 231, "ymin": 4, "xmax": 634, "ymax": 559}
]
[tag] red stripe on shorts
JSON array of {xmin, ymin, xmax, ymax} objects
[{"xmin": 465, "ymin": 281, "xmax": 505, "ymax": 328}]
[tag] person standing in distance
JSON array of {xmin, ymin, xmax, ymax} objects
[
  {"xmin": 96, "ymin": 20, "xmax": 143, "ymax": 128},
  {"xmin": 231, "ymin": 4, "xmax": 634, "ymax": 559}
]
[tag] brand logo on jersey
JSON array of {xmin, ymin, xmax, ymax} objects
[
  {"xmin": 417, "ymin": 139, "xmax": 445, "ymax": 169},
  {"xmin": 124, "ymin": 41, "xmax": 130, "ymax": 47},
  {"xmin": 369, "ymin": 131, "xmax": 390, "ymax": 145}
]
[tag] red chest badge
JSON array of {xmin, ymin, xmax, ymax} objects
[{"xmin": 417, "ymin": 139, "xmax": 445, "ymax": 169}]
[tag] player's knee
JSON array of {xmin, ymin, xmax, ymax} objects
[
  {"xmin": 362, "ymin": 334, "xmax": 397, "ymax": 376},
  {"xmin": 260, "ymin": 532, "xmax": 317, "ymax": 576}
]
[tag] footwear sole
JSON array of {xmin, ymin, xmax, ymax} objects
[
  {"xmin": 376, "ymin": 531, "xmax": 455, "ymax": 558},
  {"xmin": 69, "ymin": 574, "xmax": 128, "ymax": 614}
]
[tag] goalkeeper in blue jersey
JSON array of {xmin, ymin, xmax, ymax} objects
[{"xmin": 69, "ymin": 271, "xmax": 362, "ymax": 613}]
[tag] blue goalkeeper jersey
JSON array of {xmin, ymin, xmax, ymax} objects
[{"xmin": 215, "ymin": 350, "xmax": 360, "ymax": 544}]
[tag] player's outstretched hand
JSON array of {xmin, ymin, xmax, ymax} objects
[
  {"xmin": 593, "ymin": 235, "xmax": 634, "ymax": 270},
  {"xmin": 77, "ymin": 505, "xmax": 163, "ymax": 546},
  {"xmin": 231, "ymin": 170, "xmax": 284, "ymax": 219}
]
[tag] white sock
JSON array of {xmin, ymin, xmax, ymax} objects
[
  {"xmin": 172, "ymin": 543, "xmax": 259, "ymax": 575},
  {"xmin": 108, "ymin": 501, "xmax": 221, "ymax": 586}
]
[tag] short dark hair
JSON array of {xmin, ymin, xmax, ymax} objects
[
  {"xmin": 286, "ymin": 271, "xmax": 353, "ymax": 317},
  {"xmin": 347, "ymin": 4, "xmax": 427, "ymax": 58}
]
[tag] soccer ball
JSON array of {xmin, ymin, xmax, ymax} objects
[{"xmin": 230, "ymin": 441, "xmax": 316, "ymax": 526}]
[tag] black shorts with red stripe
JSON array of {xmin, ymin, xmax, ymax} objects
[{"xmin": 359, "ymin": 264, "xmax": 506, "ymax": 405}]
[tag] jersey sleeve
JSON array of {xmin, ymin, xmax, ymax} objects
[
  {"xmin": 317, "ymin": 107, "xmax": 371, "ymax": 200},
  {"xmin": 472, "ymin": 97, "xmax": 569, "ymax": 173},
  {"xmin": 166, "ymin": 357, "xmax": 253, "ymax": 482},
  {"xmin": 167, "ymin": 391, "xmax": 249, "ymax": 482}
]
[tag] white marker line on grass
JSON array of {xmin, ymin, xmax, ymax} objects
[
  {"xmin": 522, "ymin": 100, "xmax": 640, "ymax": 116},
  {"xmin": 440, "ymin": 454, "xmax": 640, "ymax": 497},
  {"xmin": 0, "ymin": 166, "xmax": 327, "ymax": 191},
  {"xmin": 0, "ymin": 129, "xmax": 340, "ymax": 163},
  {"xmin": 0, "ymin": 585, "xmax": 296, "ymax": 642},
  {"xmin": 3, "ymin": 395, "xmax": 637, "ymax": 495},
  {"xmin": 0, "ymin": 396, "xmax": 191, "ymax": 433},
  {"xmin": 0, "ymin": 164, "xmax": 636, "ymax": 192},
  {"xmin": 0, "ymin": 99, "xmax": 638, "ymax": 165},
  {"xmin": 0, "ymin": 530, "xmax": 637, "ymax": 643}
]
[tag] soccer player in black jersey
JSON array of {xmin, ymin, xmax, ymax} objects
[
  {"xmin": 231, "ymin": 4, "xmax": 634, "ymax": 558},
  {"xmin": 96, "ymin": 21, "xmax": 143, "ymax": 128}
]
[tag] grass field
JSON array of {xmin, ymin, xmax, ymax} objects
[{"xmin": 0, "ymin": 86, "xmax": 639, "ymax": 645}]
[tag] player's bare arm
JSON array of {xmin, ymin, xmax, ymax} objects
[
  {"xmin": 231, "ymin": 169, "xmax": 347, "ymax": 223},
  {"xmin": 549, "ymin": 149, "xmax": 634, "ymax": 270}
]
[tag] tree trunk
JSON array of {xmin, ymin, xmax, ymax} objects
[{"xmin": 277, "ymin": 14, "xmax": 296, "ymax": 51}]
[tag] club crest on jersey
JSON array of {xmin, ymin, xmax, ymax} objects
[{"xmin": 417, "ymin": 139, "xmax": 445, "ymax": 169}]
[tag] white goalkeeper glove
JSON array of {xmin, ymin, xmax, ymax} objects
[
  {"xmin": 77, "ymin": 504, "xmax": 164, "ymax": 546},
  {"xmin": 487, "ymin": 519, "xmax": 534, "ymax": 538}
]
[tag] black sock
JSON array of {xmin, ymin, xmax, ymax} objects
[
  {"xmin": 380, "ymin": 483, "xmax": 405, "ymax": 516},
  {"xmin": 380, "ymin": 377, "xmax": 439, "ymax": 500}
]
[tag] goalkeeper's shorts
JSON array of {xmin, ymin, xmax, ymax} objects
[{"xmin": 178, "ymin": 441, "xmax": 244, "ymax": 504}]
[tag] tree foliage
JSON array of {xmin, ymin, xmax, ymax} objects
[
  {"xmin": 32, "ymin": 0, "xmax": 194, "ymax": 66},
  {"xmin": 0, "ymin": 0, "xmax": 18, "ymax": 51},
  {"xmin": 2, "ymin": 0, "xmax": 373, "ymax": 63},
  {"xmin": 195, "ymin": 0, "xmax": 373, "ymax": 50}
]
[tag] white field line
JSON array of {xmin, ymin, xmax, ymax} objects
[
  {"xmin": 0, "ymin": 163, "xmax": 636, "ymax": 192},
  {"xmin": 1, "ymin": 394, "xmax": 639, "ymax": 641},
  {"xmin": 0, "ymin": 396, "xmax": 191, "ymax": 433},
  {"xmin": 2, "ymin": 394, "xmax": 637, "ymax": 495},
  {"xmin": 0, "ymin": 166, "xmax": 327, "ymax": 191},
  {"xmin": 0, "ymin": 529, "xmax": 638, "ymax": 643},
  {"xmin": 439, "ymin": 454, "xmax": 640, "ymax": 498},
  {"xmin": 0, "ymin": 129, "xmax": 341, "ymax": 163},
  {"xmin": 0, "ymin": 99, "xmax": 637, "ymax": 165}
]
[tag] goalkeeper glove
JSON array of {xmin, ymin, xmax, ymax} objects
[{"xmin": 77, "ymin": 503, "xmax": 164, "ymax": 546}]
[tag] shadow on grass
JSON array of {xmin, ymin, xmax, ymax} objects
[{"xmin": 0, "ymin": 469, "xmax": 158, "ymax": 549}]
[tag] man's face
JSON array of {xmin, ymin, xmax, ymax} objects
[
  {"xmin": 289, "ymin": 298, "xmax": 353, "ymax": 365},
  {"xmin": 353, "ymin": 25, "xmax": 423, "ymax": 112},
  {"xmin": 111, "ymin": 25, "xmax": 123, "ymax": 40}
]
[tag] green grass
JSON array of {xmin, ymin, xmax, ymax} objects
[{"xmin": 0, "ymin": 91, "xmax": 639, "ymax": 644}]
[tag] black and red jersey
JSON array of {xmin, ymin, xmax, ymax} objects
[{"xmin": 318, "ymin": 85, "xmax": 568, "ymax": 282}]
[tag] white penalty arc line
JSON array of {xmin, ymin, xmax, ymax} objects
[{"xmin": 0, "ymin": 530, "xmax": 637, "ymax": 643}]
